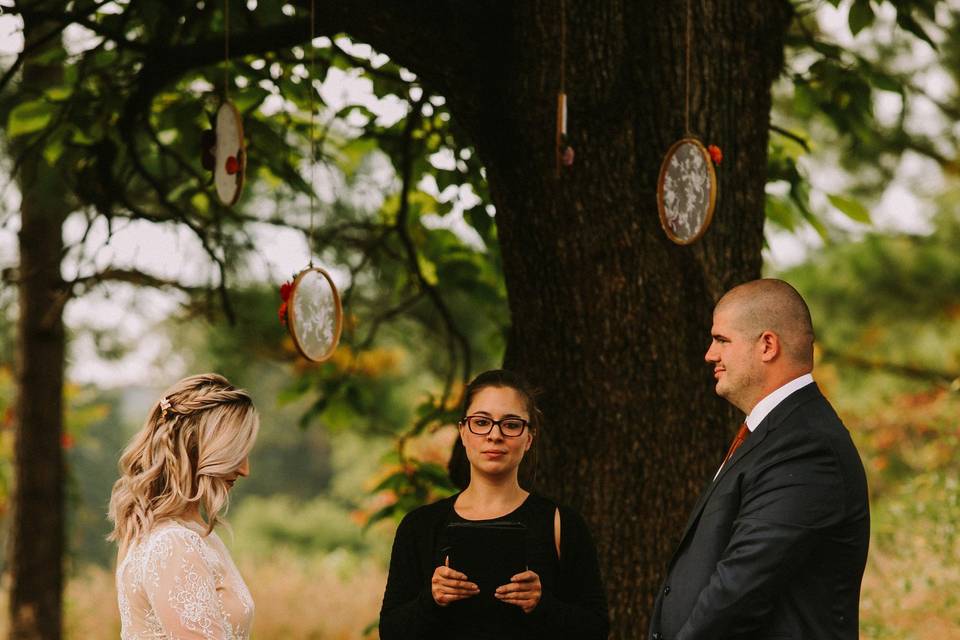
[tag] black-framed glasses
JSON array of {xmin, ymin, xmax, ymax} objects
[{"xmin": 459, "ymin": 415, "xmax": 529, "ymax": 438}]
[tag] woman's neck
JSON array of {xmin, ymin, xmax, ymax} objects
[
  {"xmin": 178, "ymin": 504, "xmax": 204, "ymax": 525},
  {"xmin": 456, "ymin": 473, "xmax": 528, "ymax": 518}
]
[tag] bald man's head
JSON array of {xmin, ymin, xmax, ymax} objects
[{"xmin": 716, "ymin": 279, "xmax": 815, "ymax": 368}]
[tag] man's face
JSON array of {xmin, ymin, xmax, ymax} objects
[{"xmin": 705, "ymin": 304, "xmax": 764, "ymax": 413}]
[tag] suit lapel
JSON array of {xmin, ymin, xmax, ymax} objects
[
  {"xmin": 670, "ymin": 383, "xmax": 824, "ymax": 557},
  {"xmin": 674, "ymin": 426, "xmax": 770, "ymax": 545}
]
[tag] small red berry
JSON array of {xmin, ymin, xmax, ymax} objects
[{"xmin": 708, "ymin": 144, "xmax": 723, "ymax": 165}]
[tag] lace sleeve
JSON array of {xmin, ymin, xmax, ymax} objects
[{"xmin": 143, "ymin": 528, "xmax": 229, "ymax": 640}]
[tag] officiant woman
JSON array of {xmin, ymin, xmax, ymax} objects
[{"xmin": 379, "ymin": 369, "xmax": 609, "ymax": 640}]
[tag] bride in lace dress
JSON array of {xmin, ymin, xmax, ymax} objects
[{"xmin": 108, "ymin": 373, "xmax": 260, "ymax": 639}]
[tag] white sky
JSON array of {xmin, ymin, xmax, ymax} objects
[{"xmin": 0, "ymin": 4, "xmax": 953, "ymax": 385}]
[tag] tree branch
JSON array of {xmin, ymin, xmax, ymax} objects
[
  {"xmin": 770, "ymin": 124, "xmax": 811, "ymax": 152},
  {"xmin": 820, "ymin": 345, "xmax": 958, "ymax": 385},
  {"xmin": 67, "ymin": 267, "xmax": 203, "ymax": 297},
  {"xmin": 394, "ymin": 97, "xmax": 472, "ymax": 429}
]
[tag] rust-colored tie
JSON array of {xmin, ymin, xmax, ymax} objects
[{"xmin": 720, "ymin": 423, "xmax": 750, "ymax": 469}]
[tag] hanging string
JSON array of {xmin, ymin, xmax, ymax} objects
[
  {"xmin": 308, "ymin": 0, "xmax": 317, "ymax": 267},
  {"xmin": 556, "ymin": 0, "xmax": 568, "ymax": 175},
  {"xmin": 560, "ymin": 0, "xmax": 566, "ymax": 95},
  {"xmin": 684, "ymin": 0, "xmax": 692, "ymax": 135},
  {"xmin": 223, "ymin": 0, "xmax": 230, "ymax": 100}
]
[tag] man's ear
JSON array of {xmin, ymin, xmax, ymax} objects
[{"xmin": 759, "ymin": 331, "xmax": 780, "ymax": 362}]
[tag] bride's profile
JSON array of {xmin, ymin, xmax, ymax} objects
[{"xmin": 108, "ymin": 373, "xmax": 259, "ymax": 639}]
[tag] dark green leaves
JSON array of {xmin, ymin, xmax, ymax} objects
[{"xmin": 849, "ymin": 0, "xmax": 876, "ymax": 36}]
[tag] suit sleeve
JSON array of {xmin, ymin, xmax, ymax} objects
[
  {"xmin": 379, "ymin": 513, "xmax": 446, "ymax": 640},
  {"xmin": 676, "ymin": 432, "xmax": 846, "ymax": 640},
  {"xmin": 526, "ymin": 506, "xmax": 609, "ymax": 639}
]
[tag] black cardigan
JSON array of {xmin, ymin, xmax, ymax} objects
[{"xmin": 379, "ymin": 493, "xmax": 609, "ymax": 639}]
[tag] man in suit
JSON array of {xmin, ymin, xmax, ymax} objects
[{"xmin": 649, "ymin": 278, "xmax": 870, "ymax": 640}]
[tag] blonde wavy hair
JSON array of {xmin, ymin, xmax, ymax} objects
[{"xmin": 108, "ymin": 373, "xmax": 259, "ymax": 550}]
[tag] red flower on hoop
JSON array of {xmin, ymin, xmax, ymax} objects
[
  {"xmin": 708, "ymin": 144, "xmax": 723, "ymax": 165},
  {"xmin": 278, "ymin": 278, "xmax": 294, "ymax": 325}
]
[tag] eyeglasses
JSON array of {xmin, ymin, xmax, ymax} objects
[{"xmin": 459, "ymin": 415, "xmax": 529, "ymax": 438}]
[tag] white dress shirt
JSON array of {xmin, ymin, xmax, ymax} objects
[
  {"xmin": 714, "ymin": 373, "xmax": 814, "ymax": 479},
  {"xmin": 744, "ymin": 373, "xmax": 814, "ymax": 433}
]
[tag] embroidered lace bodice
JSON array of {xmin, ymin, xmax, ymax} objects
[{"xmin": 116, "ymin": 519, "xmax": 254, "ymax": 639}]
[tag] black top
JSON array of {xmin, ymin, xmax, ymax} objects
[{"xmin": 379, "ymin": 493, "xmax": 609, "ymax": 640}]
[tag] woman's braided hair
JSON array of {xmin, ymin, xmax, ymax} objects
[{"xmin": 107, "ymin": 373, "xmax": 259, "ymax": 550}]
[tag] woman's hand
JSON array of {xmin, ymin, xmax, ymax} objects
[
  {"xmin": 495, "ymin": 570, "xmax": 542, "ymax": 613},
  {"xmin": 431, "ymin": 557, "xmax": 479, "ymax": 606}
]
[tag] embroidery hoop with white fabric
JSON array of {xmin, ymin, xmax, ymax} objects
[
  {"xmin": 656, "ymin": 137, "xmax": 716, "ymax": 245},
  {"xmin": 213, "ymin": 101, "xmax": 246, "ymax": 206},
  {"xmin": 282, "ymin": 1, "xmax": 343, "ymax": 364},
  {"xmin": 286, "ymin": 266, "xmax": 343, "ymax": 363},
  {"xmin": 656, "ymin": 0, "xmax": 718, "ymax": 246}
]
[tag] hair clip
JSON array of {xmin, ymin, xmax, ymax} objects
[{"xmin": 159, "ymin": 396, "xmax": 172, "ymax": 419}]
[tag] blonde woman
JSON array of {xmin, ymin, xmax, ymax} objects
[{"xmin": 108, "ymin": 373, "xmax": 259, "ymax": 640}]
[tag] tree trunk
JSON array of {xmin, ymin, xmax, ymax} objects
[
  {"xmin": 449, "ymin": 2, "xmax": 792, "ymax": 635},
  {"xmin": 10, "ymin": 19, "xmax": 68, "ymax": 640}
]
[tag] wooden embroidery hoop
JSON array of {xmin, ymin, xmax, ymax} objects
[
  {"xmin": 214, "ymin": 101, "xmax": 245, "ymax": 206},
  {"xmin": 656, "ymin": 136, "xmax": 717, "ymax": 245},
  {"xmin": 656, "ymin": 0, "xmax": 718, "ymax": 245},
  {"xmin": 286, "ymin": 266, "xmax": 343, "ymax": 363}
]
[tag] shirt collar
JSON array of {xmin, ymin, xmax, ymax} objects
[{"xmin": 744, "ymin": 373, "xmax": 814, "ymax": 432}]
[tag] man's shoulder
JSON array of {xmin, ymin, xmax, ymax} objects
[{"xmin": 766, "ymin": 383, "xmax": 840, "ymax": 432}]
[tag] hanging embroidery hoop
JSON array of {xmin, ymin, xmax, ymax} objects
[
  {"xmin": 656, "ymin": 137, "xmax": 717, "ymax": 245},
  {"xmin": 286, "ymin": 266, "xmax": 343, "ymax": 362},
  {"xmin": 214, "ymin": 101, "xmax": 246, "ymax": 206},
  {"xmin": 656, "ymin": 0, "xmax": 718, "ymax": 246}
]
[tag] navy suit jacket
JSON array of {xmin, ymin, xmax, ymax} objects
[{"xmin": 649, "ymin": 383, "xmax": 870, "ymax": 640}]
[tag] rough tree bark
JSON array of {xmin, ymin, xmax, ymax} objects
[
  {"xmin": 9, "ymin": 19, "xmax": 69, "ymax": 640},
  {"xmin": 489, "ymin": 4, "xmax": 792, "ymax": 634},
  {"xmin": 353, "ymin": 2, "xmax": 793, "ymax": 634}
]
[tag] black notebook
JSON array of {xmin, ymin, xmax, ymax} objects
[{"xmin": 442, "ymin": 521, "xmax": 528, "ymax": 594}]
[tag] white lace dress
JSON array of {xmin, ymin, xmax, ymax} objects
[{"xmin": 116, "ymin": 519, "xmax": 254, "ymax": 639}]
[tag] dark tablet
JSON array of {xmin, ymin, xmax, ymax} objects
[{"xmin": 442, "ymin": 521, "xmax": 528, "ymax": 594}]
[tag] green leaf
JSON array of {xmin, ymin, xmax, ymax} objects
[
  {"xmin": 465, "ymin": 204, "xmax": 495, "ymax": 242},
  {"xmin": 848, "ymin": 0, "xmax": 875, "ymax": 36},
  {"xmin": 827, "ymin": 194, "xmax": 871, "ymax": 224},
  {"xmin": 44, "ymin": 85, "xmax": 72, "ymax": 102},
  {"xmin": 765, "ymin": 194, "xmax": 798, "ymax": 231},
  {"xmin": 363, "ymin": 502, "xmax": 400, "ymax": 530},
  {"xmin": 896, "ymin": 11, "xmax": 936, "ymax": 49},
  {"xmin": 42, "ymin": 136, "xmax": 64, "ymax": 165},
  {"xmin": 338, "ymin": 137, "xmax": 378, "ymax": 176},
  {"xmin": 415, "ymin": 462, "xmax": 456, "ymax": 490},
  {"xmin": 417, "ymin": 254, "xmax": 439, "ymax": 286},
  {"xmin": 799, "ymin": 205, "xmax": 829, "ymax": 241},
  {"xmin": 370, "ymin": 470, "xmax": 408, "ymax": 493},
  {"xmin": 865, "ymin": 69, "xmax": 902, "ymax": 93},
  {"xmin": 8, "ymin": 100, "xmax": 54, "ymax": 137}
]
